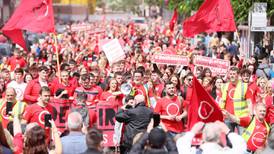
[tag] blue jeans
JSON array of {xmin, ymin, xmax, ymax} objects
[{"xmin": 167, "ymin": 131, "xmax": 179, "ymax": 138}]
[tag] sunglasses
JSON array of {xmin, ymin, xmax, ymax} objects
[{"xmin": 187, "ymin": 78, "xmax": 193, "ymax": 81}]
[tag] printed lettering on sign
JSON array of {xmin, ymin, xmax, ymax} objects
[
  {"xmin": 194, "ymin": 56, "xmax": 230, "ymax": 76},
  {"xmin": 96, "ymin": 102, "xmax": 118, "ymax": 147},
  {"xmin": 151, "ymin": 54, "xmax": 189, "ymax": 66},
  {"xmin": 49, "ymin": 101, "xmax": 71, "ymax": 130},
  {"xmin": 102, "ymin": 131, "xmax": 115, "ymax": 147}
]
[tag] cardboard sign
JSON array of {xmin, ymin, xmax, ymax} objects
[
  {"xmin": 96, "ymin": 102, "xmax": 118, "ymax": 147},
  {"xmin": 151, "ymin": 54, "xmax": 189, "ymax": 66},
  {"xmin": 193, "ymin": 56, "xmax": 230, "ymax": 76},
  {"xmin": 102, "ymin": 39, "xmax": 125, "ymax": 65},
  {"xmin": 99, "ymin": 39, "xmax": 125, "ymax": 52}
]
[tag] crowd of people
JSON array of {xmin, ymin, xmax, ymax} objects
[{"xmin": 0, "ymin": 17, "xmax": 274, "ymax": 154}]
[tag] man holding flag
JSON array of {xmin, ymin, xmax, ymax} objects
[
  {"xmin": 187, "ymin": 76, "xmax": 223, "ymax": 129},
  {"xmin": 176, "ymin": 121, "xmax": 247, "ymax": 154},
  {"xmin": 224, "ymin": 103, "xmax": 271, "ymax": 153},
  {"xmin": 177, "ymin": 77, "xmax": 246, "ymax": 153}
]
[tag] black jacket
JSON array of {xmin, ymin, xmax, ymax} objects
[
  {"xmin": 129, "ymin": 132, "xmax": 178, "ymax": 154},
  {"xmin": 115, "ymin": 102, "xmax": 153, "ymax": 147}
]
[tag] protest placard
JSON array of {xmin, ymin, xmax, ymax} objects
[
  {"xmin": 151, "ymin": 54, "xmax": 189, "ymax": 66},
  {"xmin": 96, "ymin": 102, "xmax": 118, "ymax": 147},
  {"xmin": 102, "ymin": 39, "xmax": 125, "ymax": 65},
  {"xmin": 71, "ymin": 24, "xmax": 92, "ymax": 32},
  {"xmin": 49, "ymin": 99, "xmax": 72, "ymax": 133},
  {"xmin": 193, "ymin": 56, "xmax": 230, "ymax": 76}
]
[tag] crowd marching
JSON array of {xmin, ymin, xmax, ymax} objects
[{"xmin": 0, "ymin": 8, "xmax": 274, "ymax": 154}]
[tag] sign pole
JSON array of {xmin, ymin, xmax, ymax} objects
[{"xmin": 53, "ymin": 34, "xmax": 61, "ymax": 83}]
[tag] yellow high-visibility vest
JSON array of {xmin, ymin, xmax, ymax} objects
[
  {"xmin": 0, "ymin": 99, "xmax": 26, "ymax": 120},
  {"xmin": 242, "ymin": 117, "xmax": 270, "ymax": 144},
  {"xmin": 221, "ymin": 81, "xmax": 249, "ymax": 118}
]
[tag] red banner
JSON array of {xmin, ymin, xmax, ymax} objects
[
  {"xmin": 49, "ymin": 99, "xmax": 72, "ymax": 133},
  {"xmin": 151, "ymin": 54, "xmax": 189, "ymax": 66},
  {"xmin": 193, "ymin": 56, "xmax": 230, "ymax": 76},
  {"xmin": 96, "ymin": 102, "xmax": 118, "ymax": 147}
]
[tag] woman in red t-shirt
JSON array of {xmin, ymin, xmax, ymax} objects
[
  {"xmin": 210, "ymin": 77, "xmax": 223, "ymax": 104},
  {"xmin": 202, "ymin": 76, "xmax": 213, "ymax": 94},
  {"xmin": 100, "ymin": 78, "xmax": 123, "ymax": 108}
]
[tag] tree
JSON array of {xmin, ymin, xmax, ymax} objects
[
  {"xmin": 145, "ymin": 0, "xmax": 162, "ymax": 6},
  {"xmin": 107, "ymin": 0, "xmax": 143, "ymax": 14},
  {"xmin": 165, "ymin": 0, "xmax": 274, "ymax": 24}
]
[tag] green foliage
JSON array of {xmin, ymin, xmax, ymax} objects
[
  {"xmin": 145, "ymin": 0, "xmax": 162, "ymax": 6},
  {"xmin": 107, "ymin": 0, "xmax": 143, "ymax": 14},
  {"xmin": 163, "ymin": 0, "xmax": 274, "ymax": 24},
  {"xmin": 96, "ymin": 0, "xmax": 106, "ymax": 8}
]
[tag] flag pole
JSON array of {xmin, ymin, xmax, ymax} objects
[{"xmin": 53, "ymin": 34, "xmax": 61, "ymax": 83}]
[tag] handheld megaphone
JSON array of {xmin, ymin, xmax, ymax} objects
[{"xmin": 120, "ymin": 83, "xmax": 132, "ymax": 95}]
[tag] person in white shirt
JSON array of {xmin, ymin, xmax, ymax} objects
[
  {"xmin": 176, "ymin": 121, "xmax": 247, "ymax": 154},
  {"xmin": 7, "ymin": 68, "xmax": 27, "ymax": 101}
]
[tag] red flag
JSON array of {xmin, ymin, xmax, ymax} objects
[
  {"xmin": 187, "ymin": 77, "xmax": 223, "ymax": 129},
  {"xmin": 183, "ymin": 0, "xmax": 236, "ymax": 37},
  {"xmin": 169, "ymin": 9, "xmax": 178, "ymax": 32},
  {"xmin": 1, "ymin": 0, "xmax": 55, "ymax": 51}
]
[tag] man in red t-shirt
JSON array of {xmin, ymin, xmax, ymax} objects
[
  {"xmin": 181, "ymin": 73, "xmax": 194, "ymax": 107},
  {"xmin": 240, "ymin": 69, "xmax": 258, "ymax": 104},
  {"xmin": 225, "ymin": 103, "xmax": 270, "ymax": 152},
  {"xmin": 74, "ymin": 74, "xmax": 102, "ymax": 109},
  {"xmin": 51, "ymin": 70, "xmax": 76, "ymax": 98},
  {"xmin": 150, "ymin": 70, "xmax": 164, "ymax": 97},
  {"xmin": 7, "ymin": 49, "xmax": 26, "ymax": 71},
  {"xmin": 221, "ymin": 67, "xmax": 253, "ymax": 134},
  {"xmin": 154, "ymin": 81, "xmax": 187, "ymax": 136},
  {"xmin": 23, "ymin": 86, "xmax": 55, "ymax": 142}
]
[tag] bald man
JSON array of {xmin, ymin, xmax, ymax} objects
[
  {"xmin": 61, "ymin": 112, "xmax": 87, "ymax": 154},
  {"xmin": 0, "ymin": 87, "xmax": 27, "ymax": 128},
  {"xmin": 116, "ymin": 95, "xmax": 153, "ymax": 153}
]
